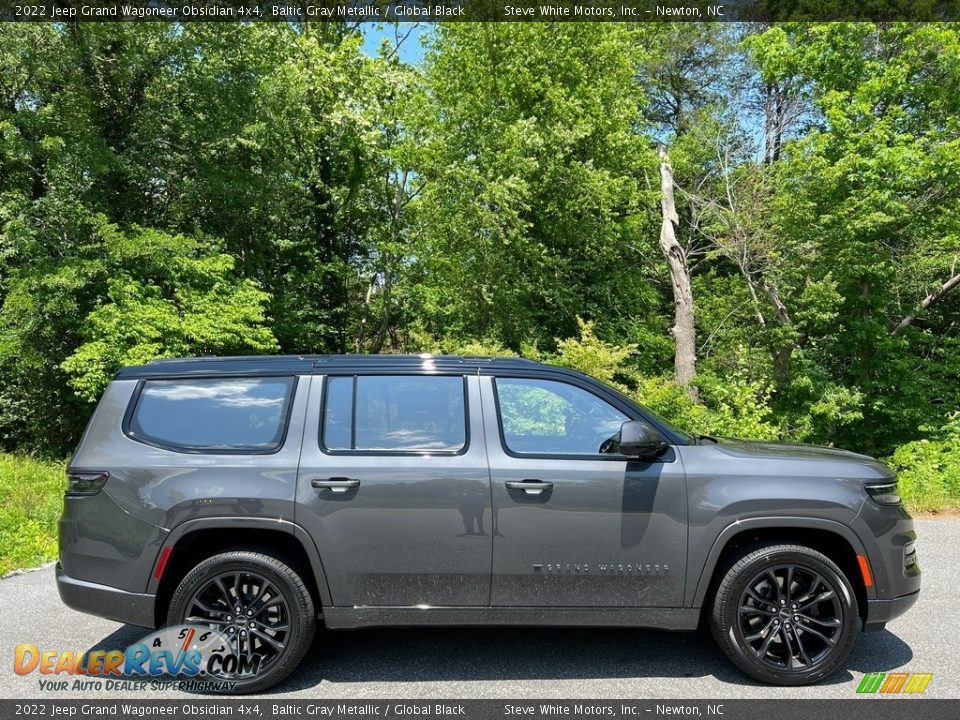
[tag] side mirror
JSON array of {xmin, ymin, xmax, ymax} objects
[{"xmin": 618, "ymin": 420, "xmax": 668, "ymax": 459}]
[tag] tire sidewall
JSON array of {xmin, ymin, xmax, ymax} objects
[
  {"xmin": 167, "ymin": 552, "xmax": 314, "ymax": 694},
  {"xmin": 715, "ymin": 547, "xmax": 858, "ymax": 685}
]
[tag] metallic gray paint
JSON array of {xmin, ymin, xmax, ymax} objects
[
  {"xmin": 479, "ymin": 376, "xmax": 687, "ymax": 608},
  {"xmin": 58, "ymin": 356, "xmax": 919, "ymax": 635},
  {"xmin": 297, "ymin": 375, "xmax": 493, "ymax": 607}
]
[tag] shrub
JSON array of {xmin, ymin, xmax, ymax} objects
[{"xmin": 888, "ymin": 414, "xmax": 960, "ymax": 512}]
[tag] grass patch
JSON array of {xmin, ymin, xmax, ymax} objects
[{"xmin": 0, "ymin": 454, "xmax": 66, "ymax": 575}]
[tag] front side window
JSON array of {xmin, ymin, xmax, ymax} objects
[
  {"xmin": 129, "ymin": 377, "xmax": 295, "ymax": 452},
  {"xmin": 495, "ymin": 377, "xmax": 629, "ymax": 456},
  {"xmin": 322, "ymin": 375, "xmax": 467, "ymax": 452}
]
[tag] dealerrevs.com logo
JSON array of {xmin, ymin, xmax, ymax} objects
[
  {"xmin": 856, "ymin": 672, "xmax": 933, "ymax": 695},
  {"xmin": 13, "ymin": 625, "xmax": 260, "ymax": 692}
]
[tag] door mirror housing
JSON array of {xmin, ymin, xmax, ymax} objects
[{"xmin": 618, "ymin": 420, "xmax": 668, "ymax": 459}]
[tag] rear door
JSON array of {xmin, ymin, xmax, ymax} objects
[
  {"xmin": 481, "ymin": 373, "xmax": 688, "ymax": 607},
  {"xmin": 296, "ymin": 372, "xmax": 492, "ymax": 607}
]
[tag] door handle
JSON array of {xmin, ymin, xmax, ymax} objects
[
  {"xmin": 311, "ymin": 477, "xmax": 360, "ymax": 494},
  {"xmin": 505, "ymin": 479, "xmax": 553, "ymax": 495}
]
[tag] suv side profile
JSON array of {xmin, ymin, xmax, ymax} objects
[{"xmin": 58, "ymin": 355, "xmax": 920, "ymax": 693}]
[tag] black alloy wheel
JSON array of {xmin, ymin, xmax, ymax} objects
[
  {"xmin": 167, "ymin": 550, "xmax": 316, "ymax": 694},
  {"xmin": 710, "ymin": 544, "xmax": 858, "ymax": 685},
  {"xmin": 736, "ymin": 564, "xmax": 843, "ymax": 670},
  {"xmin": 185, "ymin": 569, "xmax": 291, "ymax": 675}
]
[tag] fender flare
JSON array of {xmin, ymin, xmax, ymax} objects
[
  {"xmin": 145, "ymin": 516, "xmax": 334, "ymax": 609},
  {"xmin": 688, "ymin": 516, "xmax": 873, "ymax": 608}
]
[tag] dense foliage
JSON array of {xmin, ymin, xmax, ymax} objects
[{"xmin": 1, "ymin": 22, "xmax": 958, "ymax": 497}]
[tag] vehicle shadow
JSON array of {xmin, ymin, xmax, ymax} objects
[
  {"xmin": 275, "ymin": 625, "xmax": 914, "ymax": 693},
  {"xmin": 86, "ymin": 623, "xmax": 912, "ymax": 693}
]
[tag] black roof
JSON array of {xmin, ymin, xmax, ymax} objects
[{"xmin": 115, "ymin": 354, "xmax": 544, "ymax": 379}]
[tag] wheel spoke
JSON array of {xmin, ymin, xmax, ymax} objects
[
  {"xmin": 780, "ymin": 627, "xmax": 795, "ymax": 668},
  {"xmin": 214, "ymin": 577, "xmax": 233, "ymax": 607},
  {"xmin": 798, "ymin": 590, "xmax": 835, "ymax": 611},
  {"xmin": 792, "ymin": 575, "xmax": 822, "ymax": 606},
  {"xmin": 796, "ymin": 623, "xmax": 836, "ymax": 647},
  {"xmin": 254, "ymin": 596, "xmax": 284, "ymax": 615},
  {"xmin": 766, "ymin": 570, "xmax": 782, "ymax": 600},
  {"xmin": 792, "ymin": 626, "xmax": 812, "ymax": 666},
  {"xmin": 744, "ymin": 618, "xmax": 775, "ymax": 642},
  {"xmin": 259, "ymin": 622, "xmax": 289, "ymax": 632},
  {"xmin": 745, "ymin": 588, "xmax": 772, "ymax": 606},
  {"xmin": 755, "ymin": 622, "xmax": 779, "ymax": 658},
  {"xmin": 785, "ymin": 566, "xmax": 794, "ymax": 602},
  {"xmin": 251, "ymin": 628, "xmax": 285, "ymax": 651},
  {"xmin": 740, "ymin": 605, "xmax": 776, "ymax": 617},
  {"xmin": 185, "ymin": 615, "xmax": 231, "ymax": 628},
  {"xmin": 798, "ymin": 613, "xmax": 840, "ymax": 628},
  {"xmin": 250, "ymin": 579, "xmax": 269, "ymax": 607},
  {"xmin": 191, "ymin": 598, "xmax": 224, "ymax": 617}
]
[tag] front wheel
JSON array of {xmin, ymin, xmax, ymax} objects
[
  {"xmin": 710, "ymin": 544, "xmax": 858, "ymax": 685},
  {"xmin": 167, "ymin": 550, "xmax": 316, "ymax": 694}
]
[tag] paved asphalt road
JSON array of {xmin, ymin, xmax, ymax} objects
[{"xmin": 1, "ymin": 518, "xmax": 957, "ymax": 700}]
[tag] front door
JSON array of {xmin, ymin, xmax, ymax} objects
[
  {"xmin": 296, "ymin": 373, "xmax": 492, "ymax": 607},
  {"xmin": 481, "ymin": 374, "xmax": 688, "ymax": 607}
]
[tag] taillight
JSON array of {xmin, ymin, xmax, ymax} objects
[
  {"xmin": 865, "ymin": 480, "xmax": 901, "ymax": 506},
  {"xmin": 66, "ymin": 471, "xmax": 109, "ymax": 497}
]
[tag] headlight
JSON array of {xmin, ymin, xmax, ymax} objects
[{"xmin": 866, "ymin": 480, "xmax": 901, "ymax": 505}]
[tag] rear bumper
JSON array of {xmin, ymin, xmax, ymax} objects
[
  {"xmin": 863, "ymin": 589, "xmax": 920, "ymax": 632},
  {"xmin": 56, "ymin": 563, "xmax": 156, "ymax": 629}
]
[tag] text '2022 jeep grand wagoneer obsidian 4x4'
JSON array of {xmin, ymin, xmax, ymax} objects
[{"xmin": 58, "ymin": 355, "xmax": 920, "ymax": 692}]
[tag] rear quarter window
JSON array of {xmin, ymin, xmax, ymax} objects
[{"xmin": 127, "ymin": 377, "xmax": 295, "ymax": 452}]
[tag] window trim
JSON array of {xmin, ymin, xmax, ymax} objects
[
  {"xmin": 122, "ymin": 376, "xmax": 299, "ymax": 456},
  {"xmin": 491, "ymin": 376, "xmax": 665, "ymax": 461},
  {"xmin": 319, "ymin": 374, "xmax": 471, "ymax": 457}
]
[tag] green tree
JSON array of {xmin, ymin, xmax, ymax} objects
[{"xmin": 407, "ymin": 24, "xmax": 664, "ymax": 355}]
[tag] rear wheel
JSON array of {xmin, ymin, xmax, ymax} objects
[
  {"xmin": 167, "ymin": 550, "xmax": 316, "ymax": 694},
  {"xmin": 710, "ymin": 544, "xmax": 858, "ymax": 685}
]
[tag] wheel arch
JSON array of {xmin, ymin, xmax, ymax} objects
[
  {"xmin": 148, "ymin": 518, "xmax": 332, "ymax": 628},
  {"xmin": 691, "ymin": 517, "xmax": 873, "ymax": 623}
]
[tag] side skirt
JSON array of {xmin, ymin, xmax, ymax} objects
[{"xmin": 322, "ymin": 606, "xmax": 700, "ymax": 631}]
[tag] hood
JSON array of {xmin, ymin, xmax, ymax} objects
[{"xmin": 711, "ymin": 437, "xmax": 876, "ymax": 463}]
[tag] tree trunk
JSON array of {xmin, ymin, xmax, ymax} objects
[{"xmin": 658, "ymin": 146, "xmax": 698, "ymax": 400}]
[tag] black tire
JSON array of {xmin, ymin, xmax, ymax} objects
[
  {"xmin": 167, "ymin": 550, "xmax": 316, "ymax": 694},
  {"xmin": 710, "ymin": 543, "xmax": 858, "ymax": 685}
]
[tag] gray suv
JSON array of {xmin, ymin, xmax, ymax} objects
[{"xmin": 58, "ymin": 355, "xmax": 920, "ymax": 692}]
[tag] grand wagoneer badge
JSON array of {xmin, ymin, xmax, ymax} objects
[{"xmin": 534, "ymin": 563, "xmax": 669, "ymax": 575}]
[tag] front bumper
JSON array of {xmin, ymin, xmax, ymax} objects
[
  {"xmin": 863, "ymin": 589, "xmax": 920, "ymax": 632},
  {"xmin": 56, "ymin": 563, "xmax": 156, "ymax": 628}
]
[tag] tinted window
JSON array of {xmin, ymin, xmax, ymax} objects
[
  {"xmin": 323, "ymin": 376, "xmax": 353, "ymax": 450},
  {"xmin": 496, "ymin": 378, "xmax": 628, "ymax": 456},
  {"xmin": 130, "ymin": 378, "xmax": 294, "ymax": 451},
  {"xmin": 322, "ymin": 375, "xmax": 467, "ymax": 452}
]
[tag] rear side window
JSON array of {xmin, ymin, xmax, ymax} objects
[
  {"xmin": 128, "ymin": 377, "xmax": 295, "ymax": 452},
  {"xmin": 322, "ymin": 375, "xmax": 467, "ymax": 453}
]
